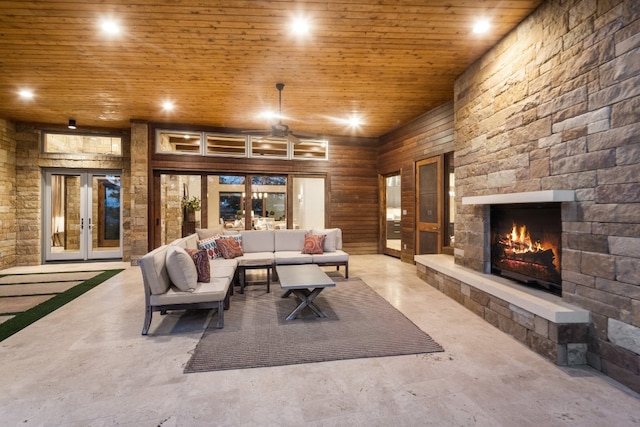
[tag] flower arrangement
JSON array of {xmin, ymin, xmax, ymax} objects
[{"xmin": 181, "ymin": 196, "xmax": 201, "ymax": 211}]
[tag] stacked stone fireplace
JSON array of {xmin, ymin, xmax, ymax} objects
[{"xmin": 415, "ymin": 191, "xmax": 591, "ymax": 366}]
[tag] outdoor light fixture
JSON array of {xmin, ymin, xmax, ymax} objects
[{"xmin": 68, "ymin": 119, "xmax": 77, "ymax": 129}]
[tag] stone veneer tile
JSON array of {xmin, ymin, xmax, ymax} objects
[
  {"xmin": 556, "ymin": 323, "xmax": 590, "ymax": 345},
  {"xmin": 528, "ymin": 331, "xmax": 559, "ymax": 364},
  {"xmin": 608, "ymin": 318, "xmax": 640, "ymax": 355},
  {"xmin": 534, "ymin": 316, "xmax": 550, "ymax": 338},
  {"xmin": 568, "ymin": 343, "xmax": 588, "ymax": 365}
]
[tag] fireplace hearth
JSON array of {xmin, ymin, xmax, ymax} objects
[{"xmin": 490, "ymin": 203, "xmax": 562, "ymax": 295}]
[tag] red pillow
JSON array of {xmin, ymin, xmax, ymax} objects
[
  {"xmin": 184, "ymin": 248, "xmax": 210, "ymax": 282},
  {"xmin": 302, "ymin": 233, "xmax": 325, "ymax": 254},
  {"xmin": 215, "ymin": 237, "xmax": 244, "ymax": 259}
]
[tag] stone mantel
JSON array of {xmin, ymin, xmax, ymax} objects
[{"xmin": 462, "ymin": 190, "xmax": 575, "ymax": 205}]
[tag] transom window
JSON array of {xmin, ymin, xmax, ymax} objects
[
  {"xmin": 43, "ymin": 132, "xmax": 122, "ymax": 155},
  {"xmin": 155, "ymin": 129, "xmax": 328, "ymax": 160}
]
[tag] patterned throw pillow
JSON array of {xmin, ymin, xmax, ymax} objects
[
  {"xmin": 198, "ymin": 235, "xmax": 222, "ymax": 259},
  {"xmin": 302, "ymin": 233, "xmax": 325, "ymax": 254},
  {"xmin": 215, "ymin": 236, "xmax": 244, "ymax": 259},
  {"xmin": 185, "ymin": 248, "xmax": 210, "ymax": 283}
]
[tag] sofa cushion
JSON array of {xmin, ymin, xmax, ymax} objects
[
  {"xmin": 312, "ymin": 228, "xmax": 341, "ymax": 251},
  {"xmin": 196, "ymin": 227, "xmax": 225, "ymax": 240},
  {"xmin": 185, "ymin": 248, "xmax": 210, "ymax": 283},
  {"xmin": 216, "ymin": 236, "xmax": 244, "ymax": 259},
  {"xmin": 165, "ymin": 245, "xmax": 198, "ymax": 292},
  {"xmin": 150, "ymin": 277, "xmax": 230, "ymax": 305},
  {"xmin": 311, "ymin": 250, "xmax": 349, "ymax": 264},
  {"xmin": 274, "ymin": 229, "xmax": 308, "ymax": 251},
  {"xmin": 239, "ymin": 230, "xmax": 275, "ymax": 253},
  {"xmin": 198, "ymin": 236, "xmax": 222, "ymax": 259},
  {"xmin": 236, "ymin": 252, "xmax": 275, "ymax": 266},
  {"xmin": 302, "ymin": 233, "xmax": 325, "ymax": 254},
  {"xmin": 274, "ymin": 251, "xmax": 313, "ymax": 264},
  {"xmin": 138, "ymin": 244, "xmax": 172, "ymax": 296}
]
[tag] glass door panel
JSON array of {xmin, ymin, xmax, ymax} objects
[
  {"xmin": 416, "ymin": 157, "xmax": 442, "ymax": 255},
  {"xmin": 44, "ymin": 170, "xmax": 122, "ymax": 261},
  {"xmin": 292, "ymin": 177, "xmax": 325, "ymax": 230},
  {"xmin": 90, "ymin": 174, "xmax": 122, "ymax": 259},
  {"xmin": 251, "ymin": 176, "xmax": 286, "ymax": 230},
  {"xmin": 384, "ymin": 174, "xmax": 401, "ymax": 256},
  {"xmin": 210, "ymin": 175, "xmax": 246, "ymax": 230},
  {"xmin": 46, "ymin": 173, "xmax": 84, "ymax": 260}
]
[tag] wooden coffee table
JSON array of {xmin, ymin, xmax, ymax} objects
[{"xmin": 276, "ymin": 264, "xmax": 336, "ymax": 320}]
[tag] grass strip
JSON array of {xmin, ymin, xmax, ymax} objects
[{"xmin": 0, "ymin": 269, "xmax": 123, "ymax": 342}]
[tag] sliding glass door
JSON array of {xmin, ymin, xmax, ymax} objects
[{"xmin": 44, "ymin": 170, "xmax": 122, "ymax": 261}]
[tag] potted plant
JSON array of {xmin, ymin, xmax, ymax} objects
[{"xmin": 181, "ymin": 196, "xmax": 201, "ymax": 222}]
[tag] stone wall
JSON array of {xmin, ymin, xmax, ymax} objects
[
  {"xmin": 0, "ymin": 119, "xmax": 17, "ymax": 270},
  {"xmin": 454, "ymin": 0, "xmax": 640, "ymax": 392}
]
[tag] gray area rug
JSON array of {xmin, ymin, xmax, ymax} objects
[{"xmin": 184, "ymin": 276, "xmax": 443, "ymax": 373}]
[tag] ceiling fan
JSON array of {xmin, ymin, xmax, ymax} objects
[{"xmin": 246, "ymin": 83, "xmax": 318, "ymax": 144}]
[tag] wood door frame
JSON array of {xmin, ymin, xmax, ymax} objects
[
  {"xmin": 379, "ymin": 172, "xmax": 402, "ymax": 257},
  {"xmin": 415, "ymin": 156, "xmax": 443, "ymax": 255}
]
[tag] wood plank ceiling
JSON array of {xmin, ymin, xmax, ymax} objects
[{"xmin": 0, "ymin": 0, "xmax": 543, "ymax": 138}]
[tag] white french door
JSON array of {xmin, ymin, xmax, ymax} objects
[{"xmin": 43, "ymin": 170, "xmax": 122, "ymax": 262}]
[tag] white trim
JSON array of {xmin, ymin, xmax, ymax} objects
[{"xmin": 462, "ymin": 190, "xmax": 575, "ymax": 205}]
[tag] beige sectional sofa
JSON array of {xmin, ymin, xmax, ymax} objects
[{"xmin": 138, "ymin": 228, "xmax": 348, "ymax": 335}]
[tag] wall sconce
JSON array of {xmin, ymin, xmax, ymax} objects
[{"xmin": 68, "ymin": 119, "xmax": 76, "ymax": 129}]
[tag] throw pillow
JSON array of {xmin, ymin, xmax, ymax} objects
[
  {"xmin": 197, "ymin": 235, "xmax": 222, "ymax": 259},
  {"xmin": 302, "ymin": 233, "xmax": 325, "ymax": 254},
  {"xmin": 185, "ymin": 248, "xmax": 210, "ymax": 283},
  {"xmin": 215, "ymin": 236, "xmax": 244, "ymax": 259},
  {"xmin": 165, "ymin": 245, "xmax": 198, "ymax": 292},
  {"xmin": 313, "ymin": 228, "xmax": 339, "ymax": 252}
]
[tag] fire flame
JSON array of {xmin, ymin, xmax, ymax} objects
[{"xmin": 505, "ymin": 223, "xmax": 544, "ymax": 254}]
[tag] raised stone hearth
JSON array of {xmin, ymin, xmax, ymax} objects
[{"xmin": 415, "ymin": 254, "xmax": 591, "ymax": 366}]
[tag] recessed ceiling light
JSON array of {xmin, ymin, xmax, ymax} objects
[
  {"xmin": 100, "ymin": 18, "xmax": 121, "ymax": 35},
  {"xmin": 162, "ymin": 101, "xmax": 174, "ymax": 111},
  {"xmin": 347, "ymin": 114, "xmax": 363, "ymax": 128},
  {"xmin": 290, "ymin": 15, "xmax": 311, "ymax": 36},
  {"xmin": 18, "ymin": 89, "xmax": 34, "ymax": 99},
  {"xmin": 473, "ymin": 19, "xmax": 491, "ymax": 34}
]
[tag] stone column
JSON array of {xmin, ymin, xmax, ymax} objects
[{"xmin": 130, "ymin": 121, "xmax": 149, "ymax": 265}]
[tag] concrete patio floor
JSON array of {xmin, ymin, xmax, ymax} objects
[{"xmin": 0, "ymin": 255, "xmax": 638, "ymax": 426}]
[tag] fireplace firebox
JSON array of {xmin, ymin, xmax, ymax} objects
[{"xmin": 490, "ymin": 203, "xmax": 562, "ymax": 295}]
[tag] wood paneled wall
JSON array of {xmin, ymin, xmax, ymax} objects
[
  {"xmin": 377, "ymin": 101, "xmax": 455, "ymax": 263},
  {"xmin": 148, "ymin": 124, "xmax": 380, "ymax": 255}
]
